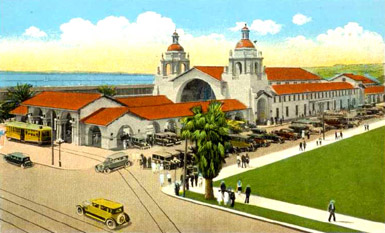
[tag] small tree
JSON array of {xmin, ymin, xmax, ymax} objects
[
  {"xmin": 181, "ymin": 101, "xmax": 229, "ymax": 199},
  {"xmin": 0, "ymin": 83, "xmax": 35, "ymax": 122},
  {"xmin": 97, "ymin": 85, "xmax": 117, "ymax": 96}
]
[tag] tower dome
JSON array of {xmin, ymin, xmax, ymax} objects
[
  {"xmin": 167, "ymin": 31, "xmax": 184, "ymax": 51},
  {"xmin": 235, "ymin": 24, "xmax": 255, "ymax": 49}
]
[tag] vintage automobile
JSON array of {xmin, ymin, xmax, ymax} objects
[
  {"xmin": 271, "ymin": 128, "xmax": 300, "ymax": 141},
  {"xmin": 76, "ymin": 198, "xmax": 130, "ymax": 229},
  {"xmin": 164, "ymin": 132, "xmax": 181, "ymax": 145},
  {"xmin": 95, "ymin": 152, "xmax": 132, "ymax": 173},
  {"xmin": 248, "ymin": 134, "xmax": 271, "ymax": 147},
  {"xmin": 229, "ymin": 134, "xmax": 256, "ymax": 152},
  {"xmin": 152, "ymin": 151, "xmax": 181, "ymax": 170},
  {"xmin": 131, "ymin": 135, "xmax": 150, "ymax": 149},
  {"xmin": 154, "ymin": 133, "xmax": 174, "ymax": 147},
  {"xmin": 289, "ymin": 124, "xmax": 310, "ymax": 136},
  {"xmin": 260, "ymin": 133, "xmax": 285, "ymax": 144},
  {"xmin": 251, "ymin": 128, "xmax": 267, "ymax": 135},
  {"xmin": 3, "ymin": 152, "xmax": 33, "ymax": 168}
]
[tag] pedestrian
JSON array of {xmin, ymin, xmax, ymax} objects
[
  {"xmin": 123, "ymin": 139, "xmax": 127, "ymax": 150},
  {"xmin": 307, "ymin": 131, "xmax": 310, "ymax": 140},
  {"xmin": 303, "ymin": 141, "xmax": 307, "ymax": 151},
  {"xmin": 159, "ymin": 162, "xmax": 164, "ymax": 172},
  {"xmin": 198, "ymin": 174, "xmax": 203, "ymax": 187},
  {"xmin": 301, "ymin": 130, "xmax": 305, "ymax": 139},
  {"xmin": 159, "ymin": 173, "xmax": 164, "ymax": 187},
  {"xmin": 224, "ymin": 189, "xmax": 230, "ymax": 206},
  {"xmin": 217, "ymin": 190, "xmax": 223, "ymax": 205},
  {"xmin": 335, "ymin": 131, "xmax": 338, "ymax": 140},
  {"xmin": 328, "ymin": 200, "xmax": 336, "ymax": 222},
  {"xmin": 316, "ymin": 140, "xmax": 319, "ymax": 146},
  {"xmin": 319, "ymin": 138, "xmax": 322, "ymax": 146},
  {"xmin": 340, "ymin": 131, "xmax": 343, "ymax": 139},
  {"xmin": 140, "ymin": 154, "xmax": 144, "ymax": 167},
  {"xmin": 299, "ymin": 142, "xmax": 303, "ymax": 151},
  {"xmin": 156, "ymin": 161, "xmax": 160, "ymax": 173},
  {"xmin": 230, "ymin": 189, "xmax": 236, "ymax": 207},
  {"xmin": 236, "ymin": 154, "xmax": 241, "ymax": 168},
  {"xmin": 220, "ymin": 181, "xmax": 226, "ymax": 195},
  {"xmin": 241, "ymin": 154, "xmax": 246, "ymax": 168},
  {"xmin": 174, "ymin": 182, "xmax": 180, "ymax": 196},
  {"xmin": 190, "ymin": 174, "xmax": 195, "ymax": 188},
  {"xmin": 147, "ymin": 157, "xmax": 152, "ymax": 169},
  {"xmin": 142, "ymin": 156, "xmax": 147, "ymax": 169},
  {"xmin": 237, "ymin": 180, "xmax": 242, "ymax": 196},
  {"xmin": 280, "ymin": 118, "xmax": 283, "ymax": 125},
  {"xmin": 367, "ymin": 124, "xmax": 370, "ymax": 130},
  {"xmin": 185, "ymin": 175, "xmax": 189, "ymax": 190},
  {"xmin": 167, "ymin": 171, "xmax": 172, "ymax": 184},
  {"xmin": 245, "ymin": 185, "xmax": 251, "ymax": 204},
  {"xmin": 245, "ymin": 154, "xmax": 250, "ymax": 168},
  {"xmin": 194, "ymin": 172, "xmax": 198, "ymax": 187}
]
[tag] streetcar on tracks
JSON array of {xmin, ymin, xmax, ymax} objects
[{"xmin": 5, "ymin": 121, "xmax": 52, "ymax": 145}]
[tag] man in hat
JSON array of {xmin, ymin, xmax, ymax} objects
[
  {"xmin": 220, "ymin": 181, "xmax": 226, "ymax": 195},
  {"xmin": 245, "ymin": 185, "xmax": 251, "ymax": 204},
  {"xmin": 328, "ymin": 200, "xmax": 336, "ymax": 222}
]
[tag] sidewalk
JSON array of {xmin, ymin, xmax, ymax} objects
[{"xmin": 163, "ymin": 118, "xmax": 385, "ymax": 233}]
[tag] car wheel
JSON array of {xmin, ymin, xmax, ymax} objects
[
  {"xmin": 106, "ymin": 218, "xmax": 116, "ymax": 230},
  {"xmin": 76, "ymin": 206, "xmax": 84, "ymax": 215},
  {"xmin": 124, "ymin": 213, "xmax": 130, "ymax": 223},
  {"xmin": 125, "ymin": 161, "xmax": 130, "ymax": 167},
  {"xmin": 95, "ymin": 166, "xmax": 100, "ymax": 173},
  {"xmin": 105, "ymin": 168, "xmax": 111, "ymax": 174},
  {"xmin": 6, "ymin": 137, "xmax": 11, "ymax": 141},
  {"xmin": 117, "ymin": 213, "xmax": 126, "ymax": 225}
]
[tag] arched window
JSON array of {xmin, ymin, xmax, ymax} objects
[
  {"xmin": 166, "ymin": 64, "xmax": 172, "ymax": 75},
  {"xmin": 180, "ymin": 63, "xmax": 187, "ymax": 73},
  {"xmin": 255, "ymin": 62, "xmax": 259, "ymax": 74},
  {"xmin": 235, "ymin": 62, "xmax": 242, "ymax": 75}
]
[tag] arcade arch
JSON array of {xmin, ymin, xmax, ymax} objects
[
  {"xmin": 179, "ymin": 79, "xmax": 216, "ymax": 102},
  {"xmin": 89, "ymin": 126, "xmax": 101, "ymax": 148},
  {"xmin": 256, "ymin": 98, "xmax": 268, "ymax": 124}
]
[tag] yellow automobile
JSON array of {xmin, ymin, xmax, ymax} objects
[{"xmin": 76, "ymin": 198, "xmax": 130, "ymax": 229}]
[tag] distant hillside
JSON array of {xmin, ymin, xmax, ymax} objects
[{"xmin": 304, "ymin": 63, "xmax": 384, "ymax": 84}]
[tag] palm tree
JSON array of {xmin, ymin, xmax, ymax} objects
[
  {"xmin": 181, "ymin": 101, "xmax": 230, "ymax": 199},
  {"xmin": 97, "ymin": 85, "xmax": 117, "ymax": 96},
  {"xmin": 0, "ymin": 83, "xmax": 35, "ymax": 122}
]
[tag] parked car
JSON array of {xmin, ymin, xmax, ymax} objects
[
  {"xmin": 95, "ymin": 152, "xmax": 132, "ymax": 173},
  {"xmin": 260, "ymin": 133, "xmax": 285, "ymax": 144},
  {"xmin": 76, "ymin": 198, "xmax": 130, "ymax": 230},
  {"xmin": 3, "ymin": 152, "xmax": 33, "ymax": 168},
  {"xmin": 229, "ymin": 134, "xmax": 256, "ymax": 152},
  {"xmin": 154, "ymin": 133, "xmax": 174, "ymax": 146},
  {"xmin": 164, "ymin": 132, "xmax": 181, "ymax": 145},
  {"xmin": 248, "ymin": 134, "xmax": 271, "ymax": 147},
  {"xmin": 271, "ymin": 128, "xmax": 299, "ymax": 141},
  {"xmin": 289, "ymin": 124, "xmax": 310, "ymax": 136},
  {"xmin": 152, "ymin": 151, "xmax": 180, "ymax": 170},
  {"xmin": 131, "ymin": 135, "xmax": 150, "ymax": 149},
  {"xmin": 251, "ymin": 128, "xmax": 267, "ymax": 134}
]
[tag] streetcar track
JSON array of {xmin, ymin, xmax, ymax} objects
[
  {"xmin": 0, "ymin": 208, "xmax": 53, "ymax": 233},
  {"xmin": 0, "ymin": 217, "xmax": 30, "ymax": 233},
  {"xmin": 0, "ymin": 196, "xmax": 86, "ymax": 233},
  {"xmin": 0, "ymin": 188, "xmax": 113, "ymax": 233}
]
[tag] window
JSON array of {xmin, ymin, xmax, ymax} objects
[
  {"xmin": 286, "ymin": 106, "xmax": 289, "ymax": 117},
  {"xmin": 288, "ymin": 95, "xmax": 291, "ymax": 101},
  {"xmin": 293, "ymin": 95, "xmax": 296, "ymax": 101},
  {"xmin": 295, "ymin": 105, "xmax": 299, "ymax": 116},
  {"xmin": 302, "ymin": 94, "xmax": 304, "ymax": 100},
  {"xmin": 276, "ymin": 108, "xmax": 279, "ymax": 118},
  {"xmin": 274, "ymin": 96, "xmax": 276, "ymax": 103},
  {"xmin": 279, "ymin": 96, "xmax": 281, "ymax": 102},
  {"xmin": 312, "ymin": 103, "xmax": 315, "ymax": 111},
  {"xmin": 283, "ymin": 96, "xmax": 286, "ymax": 102},
  {"xmin": 340, "ymin": 99, "xmax": 343, "ymax": 109},
  {"xmin": 327, "ymin": 102, "xmax": 330, "ymax": 110},
  {"xmin": 304, "ymin": 104, "xmax": 307, "ymax": 116}
]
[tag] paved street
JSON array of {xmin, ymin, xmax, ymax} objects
[{"xmin": 0, "ymin": 149, "xmax": 297, "ymax": 233}]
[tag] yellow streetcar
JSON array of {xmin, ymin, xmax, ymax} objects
[{"xmin": 5, "ymin": 121, "xmax": 52, "ymax": 145}]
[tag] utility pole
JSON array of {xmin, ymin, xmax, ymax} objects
[{"xmin": 182, "ymin": 137, "xmax": 187, "ymax": 197}]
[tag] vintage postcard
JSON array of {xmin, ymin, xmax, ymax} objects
[{"xmin": 0, "ymin": 0, "xmax": 384, "ymax": 232}]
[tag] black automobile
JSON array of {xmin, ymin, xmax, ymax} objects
[
  {"xmin": 3, "ymin": 152, "xmax": 33, "ymax": 168},
  {"xmin": 261, "ymin": 133, "xmax": 285, "ymax": 144}
]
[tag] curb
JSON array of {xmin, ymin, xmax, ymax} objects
[
  {"xmin": 33, "ymin": 162, "xmax": 84, "ymax": 171},
  {"xmin": 162, "ymin": 187, "xmax": 322, "ymax": 233}
]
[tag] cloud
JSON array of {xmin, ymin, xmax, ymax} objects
[
  {"xmin": 285, "ymin": 35, "xmax": 315, "ymax": 47},
  {"xmin": 23, "ymin": 26, "xmax": 47, "ymax": 38},
  {"xmin": 250, "ymin": 19, "xmax": 282, "ymax": 35},
  {"xmin": 229, "ymin": 22, "xmax": 246, "ymax": 32},
  {"xmin": 292, "ymin": 14, "xmax": 312, "ymax": 25}
]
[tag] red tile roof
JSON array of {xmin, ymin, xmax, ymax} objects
[
  {"xmin": 10, "ymin": 105, "xmax": 28, "ymax": 115},
  {"xmin": 128, "ymin": 99, "xmax": 247, "ymax": 120},
  {"xmin": 364, "ymin": 86, "xmax": 385, "ymax": 94},
  {"xmin": 265, "ymin": 67, "xmax": 321, "ymax": 81},
  {"xmin": 343, "ymin": 73, "xmax": 376, "ymax": 84},
  {"xmin": 272, "ymin": 82, "xmax": 355, "ymax": 95},
  {"xmin": 116, "ymin": 95, "xmax": 173, "ymax": 107},
  {"xmin": 235, "ymin": 39, "xmax": 255, "ymax": 49},
  {"xmin": 195, "ymin": 66, "xmax": 224, "ymax": 81},
  {"xmin": 22, "ymin": 91, "xmax": 102, "ymax": 110},
  {"xmin": 81, "ymin": 107, "xmax": 129, "ymax": 126}
]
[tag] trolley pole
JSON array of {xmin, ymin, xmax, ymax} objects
[
  {"xmin": 322, "ymin": 103, "xmax": 326, "ymax": 140},
  {"xmin": 182, "ymin": 137, "xmax": 187, "ymax": 197},
  {"xmin": 51, "ymin": 114, "xmax": 54, "ymax": 165}
]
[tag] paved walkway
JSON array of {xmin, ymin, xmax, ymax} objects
[{"xmin": 168, "ymin": 118, "xmax": 385, "ymax": 233}]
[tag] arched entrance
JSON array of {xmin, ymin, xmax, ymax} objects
[
  {"xmin": 61, "ymin": 112, "xmax": 73, "ymax": 143},
  {"xmin": 89, "ymin": 126, "xmax": 101, "ymax": 148},
  {"xmin": 180, "ymin": 79, "xmax": 216, "ymax": 102},
  {"xmin": 46, "ymin": 110, "xmax": 57, "ymax": 140},
  {"xmin": 117, "ymin": 125, "xmax": 134, "ymax": 149},
  {"xmin": 165, "ymin": 119, "xmax": 177, "ymax": 133},
  {"xmin": 31, "ymin": 108, "xmax": 43, "ymax": 125},
  {"xmin": 257, "ymin": 98, "xmax": 267, "ymax": 124}
]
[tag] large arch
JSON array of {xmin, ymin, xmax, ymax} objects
[
  {"xmin": 89, "ymin": 126, "xmax": 102, "ymax": 148},
  {"xmin": 235, "ymin": 62, "xmax": 242, "ymax": 75},
  {"xmin": 31, "ymin": 108, "xmax": 43, "ymax": 125},
  {"xmin": 179, "ymin": 79, "xmax": 216, "ymax": 102},
  {"xmin": 61, "ymin": 112, "xmax": 73, "ymax": 143},
  {"xmin": 117, "ymin": 125, "xmax": 134, "ymax": 149},
  {"xmin": 165, "ymin": 119, "xmax": 177, "ymax": 133},
  {"xmin": 256, "ymin": 98, "xmax": 267, "ymax": 124}
]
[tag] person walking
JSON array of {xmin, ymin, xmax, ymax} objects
[
  {"xmin": 241, "ymin": 154, "xmax": 246, "ymax": 168},
  {"xmin": 335, "ymin": 131, "xmax": 338, "ymax": 140},
  {"xmin": 328, "ymin": 200, "xmax": 336, "ymax": 222},
  {"xmin": 340, "ymin": 131, "xmax": 343, "ymax": 139},
  {"xmin": 224, "ymin": 189, "xmax": 230, "ymax": 206},
  {"xmin": 303, "ymin": 141, "xmax": 307, "ymax": 151},
  {"xmin": 245, "ymin": 154, "xmax": 250, "ymax": 168},
  {"xmin": 316, "ymin": 140, "xmax": 319, "ymax": 146},
  {"xmin": 245, "ymin": 185, "xmax": 251, "ymax": 204},
  {"xmin": 166, "ymin": 171, "xmax": 172, "ymax": 185},
  {"xmin": 151, "ymin": 160, "xmax": 156, "ymax": 173},
  {"xmin": 194, "ymin": 172, "xmax": 198, "ymax": 187},
  {"xmin": 159, "ymin": 162, "xmax": 164, "ymax": 172},
  {"xmin": 237, "ymin": 180, "xmax": 242, "ymax": 196},
  {"xmin": 217, "ymin": 190, "xmax": 223, "ymax": 205},
  {"xmin": 230, "ymin": 189, "xmax": 236, "ymax": 207},
  {"xmin": 159, "ymin": 173, "xmax": 165, "ymax": 187},
  {"xmin": 220, "ymin": 181, "xmax": 226, "ymax": 195},
  {"xmin": 319, "ymin": 138, "xmax": 322, "ymax": 146},
  {"xmin": 367, "ymin": 124, "xmax": 370, "ymax": 131},
  {"xmin": 147, "ymin": 157, "xmax": 152, "ymax": 169},
  {"xmin": 190, "ymin": 174, "xmax": 195, "ymax": 188},
  {"xmin": 299, "ymin": 142, "xmax": 303, "ymax": 151},
  {"xmin": 307, "ymin": 131, "xmax": 310, "ymax": 140},
  {"xmin": 142, "ymin": 156, "xmax": 147, "ymax": 169},
  {"xmin": 198, "ymin": 174, "xmax": 203, "ymax": 187},
  {"xmin": 185, "ymin": 175, "xmax": 189, "ymax": 190},
  {"xmin": 236, "ymin": 154, "xmax": 241, "ymax": 168}
]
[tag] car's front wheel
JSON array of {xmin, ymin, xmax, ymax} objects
[
  {"xmin": 76, "ymin": 206, "xmax": 84, "ymax": 215},
  {"xmin": 117, "ymin": 213, "xmax": 126, "ymax": 225},
  {"xmin": 106, "ymin": 218, "xmax": 116, "ymax": 229},
  {"xmin": 104, "ymin": 168, "xmax": 111, "ymax": 174},
  {"xmin": 125, "ymin": 161, "xmax": 131, "ymax": 167}
]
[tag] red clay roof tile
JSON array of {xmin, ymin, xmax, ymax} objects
[
  {"xmin": 343, "ymin": 73, "xmax": 376, "ymax": 84},
  {"xmin": 116, "ymin": 95, "xmax": 173, "ymax": 107},
  {"xmin": 195, "ymin": 66, "xmax": 224, "ymax": 81},
  {"xmin": 167, "ymin": 43, "xmax": 184, "ymax": 51},
  {"xmin": 81, "ymin": 107, "xmax": 129, "ymax": 126},
  {"xmin": 235, "ymin": 39, "xmax": 255, "ymax": 49},
  {"xmin": 272, "ymin": 82, "xmax": 355, "ymax": 95},
  {"xmin": 265, "ymin": 67, "xmax": 321, "ymax": 81},
  {"xmin": 364, "ymin": 86, "xmax": 385, "ymax": 94},
  {"xmin": 22, "ymin": 91, "xmax": 102, "ymax": 110},
  {"xmin": 10, "ymin": 105, "xmax": 28, "ymax": 115}
]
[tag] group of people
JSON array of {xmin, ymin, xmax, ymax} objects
[
  {"xmin": 334, "ymin": 131, "xmax": 343, "ymax": 140},
  {"xmin": 299, "ymin": 140, "xmax": 307, "ymax": 151},
  {"xmin": 236, "ymin": 153, "xmax": 250, "ymax": 168},
  {"xmin": 182, "ymin": 172, "xmax": 204, "ymax": 190},
  {"xmin": 364, "ymin": 123, "xmax": 370, "ymax": 131},
  {"xmin": 159, "ymin": 171, "xmax": 172, "ymax": 187},
  {"xmin": 139, "ymin": 154, "xmax": 153, "ymax": 169},
  {"xmin": 218, "ymin": 181, "xmax": 252, "ymax": 207},
  {"xmin": 315, "ymin": 138, "xmax": 323, "ymax": 146}
]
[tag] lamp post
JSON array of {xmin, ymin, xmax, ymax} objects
[
  {"xmin": 56, "ymin": 139, "xmax": 64, "ymax": 167},
  {"xmin": 182, "ymin": 137, "xmax": 187, "ymax": 197}
]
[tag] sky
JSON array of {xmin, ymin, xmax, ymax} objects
[{"xmin": 0, "ymin": 0, "xmax": 384, "ymax": 73}]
